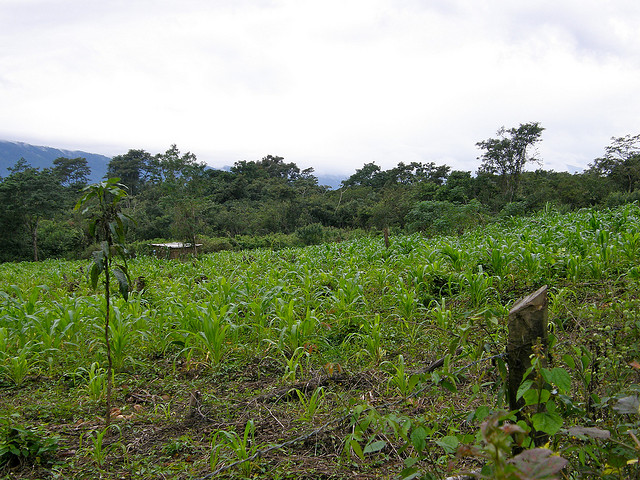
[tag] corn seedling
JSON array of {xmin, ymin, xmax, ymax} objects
[
  {"xmin": 294, "ymin": 386, "xmax": 325, "ymax": 422},
  {"xmin": 211, "ymin": 420, "xmax": 259, "ymax": 477},
  {"xmin": 80, "ymin": 424, "xmax": 123, "ymax": 468},
  {"xmin": 382, "ymin": 355, "xmax": 422, "ymax": 398}
]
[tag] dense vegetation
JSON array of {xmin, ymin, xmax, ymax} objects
[
  {"xmin": 1, "ymin": 204, "xmax": 640, "ymax": 479},
  {"xmin": 0, "ymin": 126, "xmax": 639, "ymax": 263}
]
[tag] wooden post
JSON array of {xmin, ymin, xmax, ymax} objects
[
  {"xmin": 507, "ymin": 285, "xmax": 548, "ymax": 413},
  {"xmin": 383, "ymin": 227, "xmax": 390, "ymax": 249}
]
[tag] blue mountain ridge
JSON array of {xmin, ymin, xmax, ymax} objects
[
  {"xmin": 0, "ymin": 140, "xmax": 346, "ymax": 188},
  {"xmin": 0, "ymin": 140, "xmax": 109, "ymax": 182}
]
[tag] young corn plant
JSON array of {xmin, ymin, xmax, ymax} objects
[
  {"xmin": 74, "ymin": 362, "xmax": 107, "ymax": 401},
  {"xmin": 80, "ymin": 425, "xmax": 123, "ymax": 468},
  {"xmin": 347, "ymin": 314, "xmax": 386, "ymax": 365},
  {"xmin": 294, "ymin": 386, "xmax": 326, "ymax": 422},
  {"xmin": 382, "ymin": 355, "xmax": 422, "ymax": 398},
  {"xmin": 192, "ymin": 304, "xmax": 231, "ymax": 367},
  {"xmin": 4, "ymin": 343, "xmax": 35, "ymax": 387},
  {"xmin": 281, "ymin": 346, "xmax": 310, "ymax": 382},
  {"xmin": 211, "ymin": 420, "xmax": 260, "ymax": 477}
]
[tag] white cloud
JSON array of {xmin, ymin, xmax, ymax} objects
[{"xmin": 1, "ymin": 0, "xmax": 639, "ymax": 175}]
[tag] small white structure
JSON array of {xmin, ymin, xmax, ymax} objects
[{"xmin": 150, "ymin": 242, "xmax": 203, "ymax": 259}]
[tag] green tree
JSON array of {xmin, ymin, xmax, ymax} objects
[
  {"xmin": 341, "ymin": 162, "xmax": 382, "ymax": 188},
  {"xmin": 590, "ymin": 134, "xmax": 640, "ymax": 193},
  {"xmin": 147, "ymin": 144, "xmax": 204, "ymax": 187},
  {"xmin": 75, "ymin": 179, "xmax": 132, "ymax": 427},
  {"xmin": 52, "ymin": 157, "xmax": 91, "ymax": 188},
  {"xmin": 107, "ymin": 149, "xmax": 152, "ymax": 195},
  {"xmin": 476, "ymin": 122, "xmax": 545, "ymax": 201},
  {"xmin": 0, "ymin": 160, "xmax": 64, "ymax": 261}
]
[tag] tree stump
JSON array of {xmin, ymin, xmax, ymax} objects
[{"xmin": 507, "ymin": 285, "xmax": 548, "ymax": 412}]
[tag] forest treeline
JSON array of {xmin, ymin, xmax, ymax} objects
[{"xmin": 1, "ymin": 123, "xmax": 639, "ymax": 262}]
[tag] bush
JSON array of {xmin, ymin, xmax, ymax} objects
[
  {"xmin": 499, "ymin": 201, "xmax": 528, "ymax": 218},
  {"xmin": 198, "ymin": 236, "xmax": 234, "ymax": 253},
  {"xmin": 0, "ymin": 417, "xmax": 59, "ymax": 468},
  {"xmin": 296, "ymin": 223, "xmax": 325, "ymax": 245},
  {"xmin": 38, "ymin": 219, "xmax": 85, "ymax": 260},
  {"xmin": 605, "ymin": 190, "xmax": 640, "ymax": 208},
  {"xmin": 406, "ymin": 200, "xmax": 484, "ymax": 236}
]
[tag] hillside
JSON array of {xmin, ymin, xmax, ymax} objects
[
  {"xmin": 1, "ymin": 205, "xmax": 639, "ymax": 479},
  {"xmin": 0, "ymin": 140, "xmax": 110, "ymax": 182}
]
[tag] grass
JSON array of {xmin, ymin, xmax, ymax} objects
[{"xmin": 1, "ymin": 204, "xmax": 640, "ymax": 478}]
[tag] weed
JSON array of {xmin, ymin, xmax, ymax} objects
[{"xmin": 0, "ymin": 416, "xmax": 59, "ymax": 468}]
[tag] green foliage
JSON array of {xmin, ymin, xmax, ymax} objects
[
  {"xmin": 75, "ymin": 178, "xmax": 132, "ymax": 426},
  {"xmin": 2, "ymin": 204, "xmax": 640, "ymax": 478},
  {"xmin": 477, "ymin": 122, "xmax": 545, "ymax": 201},
  {"xmin": 296, "ymin": 223, "xmax": 325, "ymax": 245},
  {"xmin": 80, "ymin": 425, "xmax": 123, "ymax": 468},
  {"xmin": 0, "ymin": 417, "xmax": 59, "ymax": 468},
  {"xmin": 406, "ymin": 200, "xmax": 484, "ymax": 235},
  {"xmin": 294, "ymin": 386, "xmax": 326, "ymax": 422},
  {"xmin": 211, "ymin": 420, "xmax": 260, "ymax": 477}
]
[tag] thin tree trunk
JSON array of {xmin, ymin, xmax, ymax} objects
[
  {"xmin": 32, "ymin": 223, "xmax": 39, "ymax": 262},
  {"xmin": 104, "ymin": 261, "xmax": 112, "ymax": 427}
]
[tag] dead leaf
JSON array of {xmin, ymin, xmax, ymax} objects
[
  {"xmin": 509, "ymin": 448, "xmax": 568, "ymax": 480},
  {"xmin": 566, "ymin": 426, "xmax": 610, "ymax": 439},
  {"xmin": 613, "ymin": 395, "xmax": 640, "ymax": 415}
]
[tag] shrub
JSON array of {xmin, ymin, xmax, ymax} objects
[
  {"xmin": 296, "ymin": 223, "xmax": 325, "ymax": 245},
  {"xmin": 406, "ymin": 200, "xmax": 484, "ymax": 236},
  {"xmin": 0, "ymin": 418, "xmax": 59, "ymax": 468}
]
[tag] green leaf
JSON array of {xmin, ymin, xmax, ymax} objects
[
  {"xmin": 542, "ymin": 367, "xmax": 572, "ymax": 393},
  {"xmin": 363, "ymin": 440, "xmax": 386, "ymax": 454},
  {"xmin": 112, "ymin": 268, "xmax": 129, "ymax": 301},
  {"xmin": 435, "ymin": 435, "xmax": 459, "ymax": 454},
  {"xmin": 350, "ymin": 439, "xmax": 364, "ymax": 460},
  {"xmin": 399, "ymin": 466, "xmax": 420, "ymax": 480},
  {"xmin": 474, "ymin": 405, "xmax": 491, "ymax": 422},
  {"xmin": 562, "ymin": 354, "xmax": 575, "ymax": 369},
  {"xmin": 517, "ymin": 379, "xmax": 534, "ymax": 400},
  {"xmin": 532, "ymin": 412, "xmax": 563, "ymax": 435},
  {"xmin": 441, "ymin": 379, "xmax": 457, "ymax": 393},
  {"xmin": 410, "ymin": 426, "xmax": 427, "ymax": 453},
  {"xmin": 523, "ymin": 388, "xmax": 550, "ymax": 406},
  {"xmin": 90, "ymin": 263, "xmax": 101, "ymax": 290}
]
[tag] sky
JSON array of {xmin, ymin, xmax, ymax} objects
[{"xmin": 1, "ymin": 0, "xmax": 639, "ymax": 176}]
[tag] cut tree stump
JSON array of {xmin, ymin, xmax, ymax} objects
[{"xmin": 507, "ymin": 285, "xmax": 548, "ymax": 413}]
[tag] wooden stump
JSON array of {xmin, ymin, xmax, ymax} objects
[{"xmin": 507, "ymin": 285, "xmax": 548, "ymax": 413}]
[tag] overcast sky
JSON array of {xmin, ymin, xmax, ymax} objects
[{"xmin": 1, "ymin": 0, "xmax": 639, "ymax": 175}]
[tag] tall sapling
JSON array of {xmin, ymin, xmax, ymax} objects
[{"xmin": 75, "ymin": 178, "xmax": 132, "ymax": 426}]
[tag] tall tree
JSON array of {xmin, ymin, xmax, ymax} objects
[
  {"xmin": 476, "ymin": 122, "xmax": 545, "ymax": 201},
  {"xmin": 107, "ymin": 149, "xmax": 152, "ymax": 195},
  {"xmin": 147, "ymin": 144, "xmax": 203, "ymax": 187},
  {"xmin": 341, "ymin": 162, "xmax": 382, "ymax": 188},
  {"xmin": 52, "ymin": 157, "xmax": 91, "ymax": 188},
  {"xmin": 589, "ymin": 134, "xmax": 640, "ymax": 193},
  {"xmin": 0, "ymin": 160, "xmax": 64, "ymax": 261}
]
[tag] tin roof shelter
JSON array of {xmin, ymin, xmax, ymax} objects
[{"xmin": 150, "ymin": 242, "xmax": 203, "ymax": 259}]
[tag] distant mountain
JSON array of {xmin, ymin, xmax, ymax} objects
[
  {"xmin": 0, "ymin": 140, "xmax": 348, "ymax": 189},
  {"xmin": 0, "ymin": 140, "xmax": 109, "ymax": 182},
  {"xmin": 218, "ymin": 164, "xmax": 345, "ymax": 189},
  {"xmin": 316, "ymin": 174, "xmax": 346, "ymax": 190}
]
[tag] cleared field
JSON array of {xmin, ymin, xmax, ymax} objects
[{"xmin": 2, "ymin": 204, "xmax": 640, "ymax": 479}]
